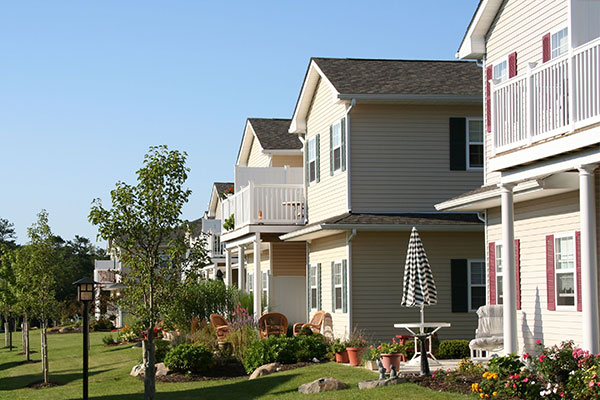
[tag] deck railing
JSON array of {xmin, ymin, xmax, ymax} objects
[
  {"xmin": 221, "ymin": 182, "xmax": 305, "ymax": 230},
  {"xmin": 492, "ymin": 37, "xmax": 600, "ymax": 153}
]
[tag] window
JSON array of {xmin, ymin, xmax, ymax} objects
[
  {"xmin": 493, "ymin": 59, "xmax": 508, "ymax": 83},
  {"xmin": 552, "ymin": 27, "xmax": 569, "ymax": 59},
  {"xmin": 469, "ymin": 260, "xmax": 486, "ymax": 311},
  {"xmin": 307, "ymin": 138, "xmax": 317, "ymax": 183},
  {"xmin": 331, "ymin": 122, "xmax": 342, "ymax": 172},
  {"xmin": 262, "ymin": 271, "xmax": 268, "ymax": 305},
  {"xmin": 310, "ymin": 265, "xmax": 318, "ymax": 310},
  {"xmin": 247, "ymin": 273, "xmax": 253, "ymax": 293},
  {"xmin": 333, "ymin": 262, "xmax": 343, "ymax": 311},
  {"xmin": 467, "ymin": 119, "xmax": 483, "ymax": 169},
  {"xmin": 555, "ymin": 233, "xmax": 575, "ymax": 307},
  {"xmin": 495, "ymin": 243, "xmax": 503, "ymax": 305}
]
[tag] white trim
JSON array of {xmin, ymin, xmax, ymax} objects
[
  {"xmin": 332, "ymin": 260, "xmax": 343, "ymax": 312},
  {"xmin": 309, "ymin": 264, "xmax": 319, "ymax": 311},
  {"xmin": 457, "ymin": 0, "xmax": 504, "ymax": 59},
  {"xmin": 345, "ymin": 100, "xmax": 354, "ymax": 214},
  {"xmin": 331, "ymin": 120, "xmax": 343, "ymax": 175},
  {"xmin": 495, "ymin": 242, "xmax": 504, "ymax": 306},
  {"xmin": 337, "ymin": 93, "xmax": 482, "ymax": 104},
  {"xmin": 346, "ymin": 230, "xmax": 356, "ymax": 334},
  {"xmin": 554, "ymin": 231, "xmax": 578, "ymax": 311},
  {"xmin": 307, "ymin": 136, "xmax": 317, "ymax": 184},
  {"xmin": 466, "ymin": 117, "xmax": 484, "ymax": 170},
  {"xmin": 468, "ymin": 259, "xmax": 486, "ymax": 312},
  {"xmin": 262, "ymin": 149, "xmax": 302, "ymax": 156}
]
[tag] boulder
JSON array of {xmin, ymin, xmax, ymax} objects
[
  {"xmin": 155, "ymin": 362, "xmax": 169, "ymax": 377},
  {"xmin": 249, "ymin": 362, "xmax": 281, "ymax": 380},
  {"xmin": 130, "ymin": 364, "xmax": 144, "ymax": 377},
  {"xmin": 298, "ymin": 377, "xmax": 348, "ymax": 394},
  {"xmin": 358, "ymin": 376, "xmax": 406, "ymax": 390}
]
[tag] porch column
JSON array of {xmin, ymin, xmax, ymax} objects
[
  {"xmin": 238, "ymin": 245, "xmax": 245, "ymax": 292},
  {"xmin": 579, "ymin": 164, "xmax": 599, "ymax": 353},
  {"xmin": 500, "ymin": 183, "xmax": 518, "ymax": 354},
  {"xmin": 253, "ymin": 233, "xmax": 262, "ymax": 319},
  {"xmin": 225, "ymin": 249, "xmax": 232, "ymax": 287}
]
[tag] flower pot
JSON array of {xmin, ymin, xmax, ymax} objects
[
  {"xmin": 346, "ymin": 347, "xmax": 365, "ymax": 366},
  {"xmin": 380, "ymin": 353, "xmax": 404, "ymax": 373},
  {"xmin": 335, "ymin": 350, "xmax": 349, "ymax": 363},
  {"xmin": 364, "ymin": 360, "xmax": 378, "ymax": 371}
]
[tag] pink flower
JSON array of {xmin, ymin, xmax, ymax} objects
[
  {"xmin": 589, "ymin": 381, "xmax": 595, "ymax": 387},
  {"xmin": 523, "ymin": 352, "xmax": 530, "ymax": 360},
  {"xmin": 539, "ymin": 355, "xmax": 546, "ymax": 362},
  {"xmin": 512, "ymin": 384, "xmax": 517, "ymax": 388},
  {"xmin": 523, "ymin": 377, "xmax": 529, "ymax": 383},
  {"xmin": 536, "ymin": 339, "xmax": 542, "ymax": 345}
]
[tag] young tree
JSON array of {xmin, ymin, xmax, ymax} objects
[
  {"xmin": 0, "ymin": 245, "xmax": 17, "ymax": 349},
  {"xmin": 89, "ymin": 145, "xmax": 207, "ymax": 399}
]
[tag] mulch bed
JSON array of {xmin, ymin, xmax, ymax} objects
[
  {"xmin": 404, "ymin": 373, "xmax": 479, "ymax": 395},
  {"xmin": 27, "ymin": 381, "xmax": 63, "ymax": 389}
]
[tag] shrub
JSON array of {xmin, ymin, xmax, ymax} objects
[
  {"xmin": 437, "ymin": 340, "xmax": 470, "ymax": 359},
  {"xmin": 405, "ymin": 340, "xmax": 415, "ymax": 359},
  {"xmin": 271, "ymin": 336, "xmax": 300, "ymax": 364},
  {"xmin": 298, "ymin": 326, "xmax": 313, "ymax": 336},
  {"xmin": 102, "ymin": 334, "xmax": 117, "ymax": 345},
  {"xmin": 330, "ymin": 338, "xmax": 347, "ymax": 354},
  {"xmin": 244, "ymin": 338, "xmax": 277, "ymax": 373},
  {"xmin": 297, "ymin": 334, "xmax": 328, "ymax": 361},
  {"xmin": 164, "ymin": 343, "xmax": 212, "ymax": 374},
  {"xmin": 154, "ymin": 339, "xmax": 171, "ymax": 363}
]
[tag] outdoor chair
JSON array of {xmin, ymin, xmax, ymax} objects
[
  {"xmin": 293, "ymin": 310, "xmax": 325, "ymax": 336},
  {"xmin": 469, "ymin": 305, "xmax": 504, "ymax": 359},
  {"xmin": 258, "ymin": 312, "xmax": 289, "ymax": 339},
  {"xmin": 209, "ymin": 313, "xmax": 231, "ymax": 345}
]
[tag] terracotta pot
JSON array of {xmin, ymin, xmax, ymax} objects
[
  {"xmin": 380, "ymin": 353, "xmax": 404, "ymax": 373},
  {"xmin": 346, "ymin": 347, "xmax": 365, "ymax": 366},
  {"xmin": 335, "ymin": 350, "xmax": 349, "ymax": 363}
]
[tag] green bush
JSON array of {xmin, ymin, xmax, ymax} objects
[
  {"xmin": 90, "ymin": 318, "xmax": 114, "ymax": 331},
  {"xmin": 271, "ymin": 336, "xmax": 300, "ymax": 364},
  {"xmin": 164, "ymin": 343, "xmax": 213, "ymax": 374},
  {"xmin": 297, "ymin": 334, "xmax": 328, "ymax": 361},
  {"xmin": 437, "ymin": 340, "xmax": 470, "ymax": 359},
  {"xmin": 244, "ymin": 338, "xmax": 277, "ymax": 373},
  {"xmin": 154, "ymin": 339, "xmax": 171, "ymax": 363},
  {"xmin": 102, "ymin": 334, "xmax": 117, "ymax": 345},
  {"xmin": 298, "ymin": 326, "xmax": 313, "ymax": 336}
]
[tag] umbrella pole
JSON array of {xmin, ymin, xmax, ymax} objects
[{"xmin": 420, "ymin": 304, "xmax": 424, "ymax": 332}]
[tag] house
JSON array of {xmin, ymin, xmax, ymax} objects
[
  {"xmin": 94, "ymin": 257, "xmax": 125, "ymax": 327},
  {"xmin": 281, "ymin": 57, "xmax": 486, "ymax": 342},
  {"xmin": 436, "ymin": 0, "xmax": 600, "ymax": 354},
  {"xmin": 220, "ymin": 118, "xmax": 307, "ymax": 324}
]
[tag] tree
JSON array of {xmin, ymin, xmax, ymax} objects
[
  {"xmin": 0, "ymin": 244, "xmax": 17, "ymax": 349},
  {"xmin": 89, "ymin": 145, "xmax": 207, "ymax": 399},
  {"xmin": 0, "ymin": 218, "xmax": 17, "ymax": 246}
]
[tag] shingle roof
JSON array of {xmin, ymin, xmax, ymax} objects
[
  {"xmin": 214, "ymin": 182, "xmax": 234, "ymax": 197},
  {"xmin": 322, "ymin": 212, "xmax": 482, "ymax": 226},
  {"xmin": 312, "ymin": 58, "xmax": 482, "ymax": 96},
  {"xmin": 248, "ymin": 118, "xmax": 302, "ymax": 150},
  {"xmin": 444, "ymin": 184, "xmax": 497, "ymax": 203}
]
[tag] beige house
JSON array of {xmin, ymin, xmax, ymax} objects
[
  {"xmin": 437, "ymin": 0, "xmax": 600, "ymax": 354},
  {"xmin": 281, "ymin": 58, "xmax": 486, "ymax": 342}
]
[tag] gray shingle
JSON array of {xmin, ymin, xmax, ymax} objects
[{"xmin": 248, "ymin": 118, "xmax": 302, "ymax": 150}]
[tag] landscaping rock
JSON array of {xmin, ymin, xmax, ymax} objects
[
  {"xmin": 358, "ymin": 376, "xmax": 406, "ymax": 390},
  {"xmin": 298, "ymin": 377, "xmax": 348, "ymax": 394},
  {"xmin": 155, "ymin": 362, "xmax": 169, "ymax": 377},
  {"xmin": 249, "ymin": 362, "xmax": 281, "ymax": 380},
  {"xmin": 130, "ymin": 364, "xmax": 144, "ymax": 377}
]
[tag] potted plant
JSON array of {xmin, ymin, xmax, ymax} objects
[
  {"xmin": 364, "ymin": 345, "xmax": 379, "ymax": 370},
  {"xmin": 330, "ymin": 339, "xmax": 349, "ymax": 363},
  {"xmin": 378, "ymin": 337, "xmax": 407, "ymax": 373},
  {"xmin": 346, "ymin": 329, "xmax": 367, "ymax": 366}
]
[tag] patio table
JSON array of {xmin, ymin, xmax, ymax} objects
[{"xmin": 394, "ymin": 322, "xmax": 451, "ymax": 363}]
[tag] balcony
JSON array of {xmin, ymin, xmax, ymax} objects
[
  {"xmin": 491, "ymin": 37, "xmax": 600, "ymax": 155},
  {"xmin": 207, "ymin": 233, "xmax": 226, "ymax": 258}
]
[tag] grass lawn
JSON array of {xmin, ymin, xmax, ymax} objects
[{"xmin": 0, "ymin": 331, "xmax": 473, "ymax": 399}]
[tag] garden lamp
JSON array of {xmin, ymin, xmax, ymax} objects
[{"xmin": 73, "ymin": 277, "xmax": 97, "ymax": 400}]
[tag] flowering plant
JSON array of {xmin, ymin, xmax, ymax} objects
[
  {"xmin": 117, "ymin": 325, "xmax": 140, "ymax": 342},
  {"xmin": 330, "ymin": 338, "xmax": 347, "ymax": 354},
  {"xmin": 378, "ymin": 337, "xmax": 407, "ymax": 355}
]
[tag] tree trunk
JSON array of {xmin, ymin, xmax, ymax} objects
[
  {"xmin": 8, "ymin": 316, "xmax": 13, "ymax": 351},
  {"xmin": 41, "ymin": 320, "xmax": 49, "ymax": 384},
  {"xmin": 143, "ymin": 328, "xmax": 156, "ymax": 400},
  {"xmin": 24, "ymin": 313, "xmax": 30, "ymax": 361},
  {"xmin": 4, "ymin": 318, "xmax": 8, "ymax": 348}
]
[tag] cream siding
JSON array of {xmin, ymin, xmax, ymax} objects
[
  {"xmin": 352, "ymin": 231, "xmax": 484, "ymax": 343},
  {"xmin": 271, "ymin": 155, "xmax": 303, "ymax": 168},
  {"xmin": 305, "ymin": 78, "xmax": 348, "ymax": 223},
  {"xmin": 246, "ymin": 136, "xmax": 270, "ymax": 168},
  {"xmin": 308, "ymin": 234, "xmax": 349, "ymax": 338},
  {"xmin": 350, "ymin": 104, "xmax": 483, "ymax": 212}
]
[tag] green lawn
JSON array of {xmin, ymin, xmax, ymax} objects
[{"xmin": 0, "ymin": 331, "xmax": 472, "ymax": 399}]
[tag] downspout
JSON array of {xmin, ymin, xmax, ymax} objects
[
  {"xmin": 345, "ymin": 99, "xmax": 356, "ymax": 213},
  {"xmin": 346, "ymin": 229, "xmax": 357, "ymax": 334}
]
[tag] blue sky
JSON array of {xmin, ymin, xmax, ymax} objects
[{"xmin": 0, "ymin": 1, "xmax": 479, "ymax": 245}]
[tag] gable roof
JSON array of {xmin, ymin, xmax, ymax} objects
[
  {"xmin": 457, "ymin": 0, "xmax": 504, "ymax": 59},
  {"xmin": 236, "ymin": 118, "xmax": 302, "ymax": 166},
  {"xmin": 207, "ymin": 182, "xmax": 233, "ymax": 218}
]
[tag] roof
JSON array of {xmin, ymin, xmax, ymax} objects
[
  {"xmin": 457, "ymin": 0, "xmax": 504, "ymax": 59},
  {"xmin": 214, "ymin": 182, "xmax": 234, "ymax": 197},
  {"xmin": 312, "ymin": 58, "xmax": 483, "ymax": 96},
  {"xmin": 248, "ymin": 118, "xmax": 302, "ymax": 150}
]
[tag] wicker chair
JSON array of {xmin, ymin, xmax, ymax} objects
[
  {"xmin": 210, "ymin": 313, "xmax": 231, "ymax": 345},
  {"xmin": 293, "ymin": 310, "xmax": 325, "ymax": 336},
  {"xmin": 258, "ymin": 312, "xmax": 289, "ymax": 339}
]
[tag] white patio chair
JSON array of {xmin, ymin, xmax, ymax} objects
[{"xmin": 469, "ymin": 305, "xmax": 503, "ymax": 360}]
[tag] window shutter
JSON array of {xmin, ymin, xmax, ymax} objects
[
  {"xmin": 304, "ymin": 141, "xmax": 309, "ymax": 187},
  {"xmin": 542, "ymin": 33, "xmax": 551, "ymax": 63},
  {"xmin": 342, "ymin": 259, "xmax": 348, "ymax": 313},
  {"xmin": 488, "ymin": 242, "xmax": 496, "ymax": 305},
  {"xmin": 316, "ymin": 134, "xmax": 320, "ymax": 183},
  {"xmin": 451, "ymin": 259, "xmax": 468, "ymax": 312},
  {"xmin": 576, "ymin": 231, "xmax": 582, "ymax": 312},
  {"xmin": 486, "ymin": 65, "xmax": 493, "ymax": 133},
  {"xmin": 508, "ymin": 52, "xmax": 517, "ymax": 78},
  {"xmin": 317, "ymin": 263, "xmax": 322, "ymax": 310},
  {"xmin": 546, "ymin": 235, "xmax": 556, "ymax": 311},
  {"xmin": 515, "ymin": 239, "xmax": 521, "ymax": 310},
  {"xmin": 341, "ymin": 117, "xmax": 347, "ymax": 172},
  {"xmin": 307, "ymin": 263, "xmax": 311, "ymax": 311},
  {"xmin": 331, "ymin": 261, "xmax": 336, "ymax": 313},
  {"xmin": 449, "ymin": 117, "xmax": 467, "ymax": 171},
  {"xmin": 329, "ymin": 126, "xmax": 334, "ymax": 176}
]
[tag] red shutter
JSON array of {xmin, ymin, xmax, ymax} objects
[
  {"xmin": 542, "ymin": 33, "xmax": 551, "ymax": 63},
  {"xmin": 508, "ymin": 52, "xmax": 517, "ymax": 78},
  {"xmin": 489, "ymin": 242, "xmax": 496, "ymax": 305},
  {"xmin": 576, "ymin": 231, "xmax": 582, "ymax": 312},
  {"xmin": 515, "ymin": 239, "xmax": 521, "ymax": 310},
  {"xmin": 486, "ymin": 65, "xmax": 493, "ymax": 133},
  {"xmin": 546, "ymin": 235, "xmax": 556, "ymax": 311}
]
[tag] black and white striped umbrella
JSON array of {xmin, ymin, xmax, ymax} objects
[{"xmin": 401, "ymin": 227, "xmax": 437, "ymax": 308}]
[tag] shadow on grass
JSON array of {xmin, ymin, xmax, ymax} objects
[
  {"xmin": 88, "ymin": 373, "xmax": 299, "ymax": 400},
  {"xmin": 0, "ymin": 369, "xmax": 103, "ymax": 391},
  {"xmin": 104, "ymin": 345, "xmax": 136, "ymax": 353},
  {"xmin": 0, "ymin": 360, "xmax": 28, "ymax": 372}
]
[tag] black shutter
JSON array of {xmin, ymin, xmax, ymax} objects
[
  {"xmin": 451, "ymin": 259, "xmax": 469, "ymax": 312},
  {"xmin": 449, "ymin": 118, "xmax": 467, "ymax": 171}
]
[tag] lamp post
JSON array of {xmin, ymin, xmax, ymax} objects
[{"xmin": 73, "ymin": 277, "xmax": 96, "ymax": 400}]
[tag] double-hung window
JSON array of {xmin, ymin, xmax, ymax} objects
[
  {"xmin": 333, "ymin": 262, "xmax": 343, "ymax": 311},
  {"xmin": 551, "ymin": 27, "xmax": 569, "ymax": 59},
  {"xmin": 555, "ymin": 233, "xmax": 576, "ymax": 307},
  {"xmin": 495, "ymin": 243, "xmax": 504, "ymax": 305},
  {"xmin": 469, "ymin": 260, "xmax": 486, "ymax": 311},
  {"xmin": 262, "ymin": 271, "xmax": 268, "ymax": 306},
  {"xmin": 493, "ymin": 58, "xmax": 508, "ymax": 83},
  {"xmin": 331, "ymin": 122, "xmax": 342, "ymax": 172},
  {"xmin": 307, "ymin": 138, "xmax": 317, "ymax": 183},
  {"xmin": 247, "ymin": 273, "xmax": 253, "ymax": 293},
  {"xmin": 467, "ymin": 119, "xmax": 484, "ymax": 169},
  {"xmin": 310, "ymin": 265, "xmax": 318, "ymax": 311}
]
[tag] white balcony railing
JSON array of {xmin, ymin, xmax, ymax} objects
[
  {"xmin": 492, "ymin": 37, "xmax": 600, "ymax": 153},
  {"xmin": 222, "ymin": 182, "xmax": 305, "ymax": 230},
  {"xmin": 207, "ymin": 234, "xmax": 225, "ymax": 258}
]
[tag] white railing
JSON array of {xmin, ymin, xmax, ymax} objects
[
  {"xmin": 222, "ymin": 182, "xmax": 305, "ymax": 230},
  {"xmin": 492, "ymin": 37, "xmax": 600, "ymax": 153},
  {"xmin": 234, "ymin": 166, "xmax": 303, "ymax": 192}
]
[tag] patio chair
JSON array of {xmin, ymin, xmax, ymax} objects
[
  {"xmin": 469, "ymin": 305, "xmax": 504, "ymax": 359},
  {"xmin": 293, "ymin": 310, "xmax": 325, "ymax": 336},
  {"xmin": 258, "ymin": 312, "xmax": 289, "ymax": 339},
  {"xmin": 209, "ymin": 313, "xmax": 231, "ymax": 345}
]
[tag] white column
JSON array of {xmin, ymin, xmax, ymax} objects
[
  {"xmin": 225, "ymin": 249, "xmax": 232, "ymax": 287},
  {"xmin": 500, "ymin": 183, "xmax": 518, "ymax": 354},
  {"xmin": 579, "ymin": 165, "xmax": 599, "ymax": 353},
  {"xmin": 253, "ymin": 233, "xmax": 262, "ymax": 319},
  {"xmin": 238, "ymin": 245, "xmax": 245, "ymax": 292}
]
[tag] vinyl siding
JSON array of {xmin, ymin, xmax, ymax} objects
[
  {"xmin": 271, "ymin": 155, "xmax": 303, "ymax": 168},
  {"xmin": 352, "ymin": 231, "xmax": 484, "ymax": 343},
  {"xmin": 350, "ymin": 104, "xmax": 483, "ymax": 212},
  {"xmin": 271, "ymin": 242, "xmax": 306, "ymax": 276},
  {"xmin": 305, "ymin": 78, "xmax": 348, "ymax": 223},
  {"xmin": 308, "ymin": 233, "xmax": 349, "ymax": 338},
  {"xmin": 246, "ymin": 136, "xmax": 270, "ymax": 168}
]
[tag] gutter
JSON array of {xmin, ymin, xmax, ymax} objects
[
  {"xmin": 345, "ymin": 99, "xmax": 355, "ymax": 213},
  {"xmin": 336, "ymin": 94, "xmax": 482, "ymax": 104},
  {"xmin": 346, "ymin": 229, "xmax": 357, "ymax": 333}
]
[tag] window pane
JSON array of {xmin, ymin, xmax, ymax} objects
[
  {"xmin": 332, "ymin": 124, "xmax": 341, "ymax": 147},
  {"xmin": 335, "ymin": 287, "xmax": 342, "ymax": 309},
  {"xmin": 496, "ymin": 245, "xmax": 503, "ymax": 273},
  {"xmin": 493, "ymin": 61, "xmax": 507, "ymax": 82},
  {"xmin": 262, "ymin": 273, "xmax": 267, "ymax": 287},
  {"xmin": 334, "ymin": 264, "xmax": 342, "ymax": 285},
  {"xmin": 469, "ymin": 120, "xmax": 483, "ymax": 142},
  {"xmin": 311, "ymin": 288, "xmax": 317, "ymax": 307},
  {"xmin": 471, "ymin": 287, "xmax": 486, "ymax": 310},
  {"xmin": 552, "ymin": 27, "xmax": 568, "ymax": 59},
  {"xmin": 557, "ymin": 272, "xmax": 575, "ymax": 306},
  {"xmin": 469, "ymin": 144, "xmax": 483, "ymax": 168},
  {"xmin": 308, "ymin": 139, "xmax": 315, "ymax": 161},
  {"xmin": 333, "ymin": 148, "xmax": 341, "ymax": 171},
  {"xmin": 471, "ymin": 262, "xmax": 485, "ymax": 285},
  {"xmin": 497, "ymin": 275, "xmax": 503, "ymax": 305},
  {"xmin": 556, "ymin": 236, "xmax": 574, "ymax": 270},
  {"xmin": 309, "ymin": 161, "xmax": 316, "ymax": 182}
]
